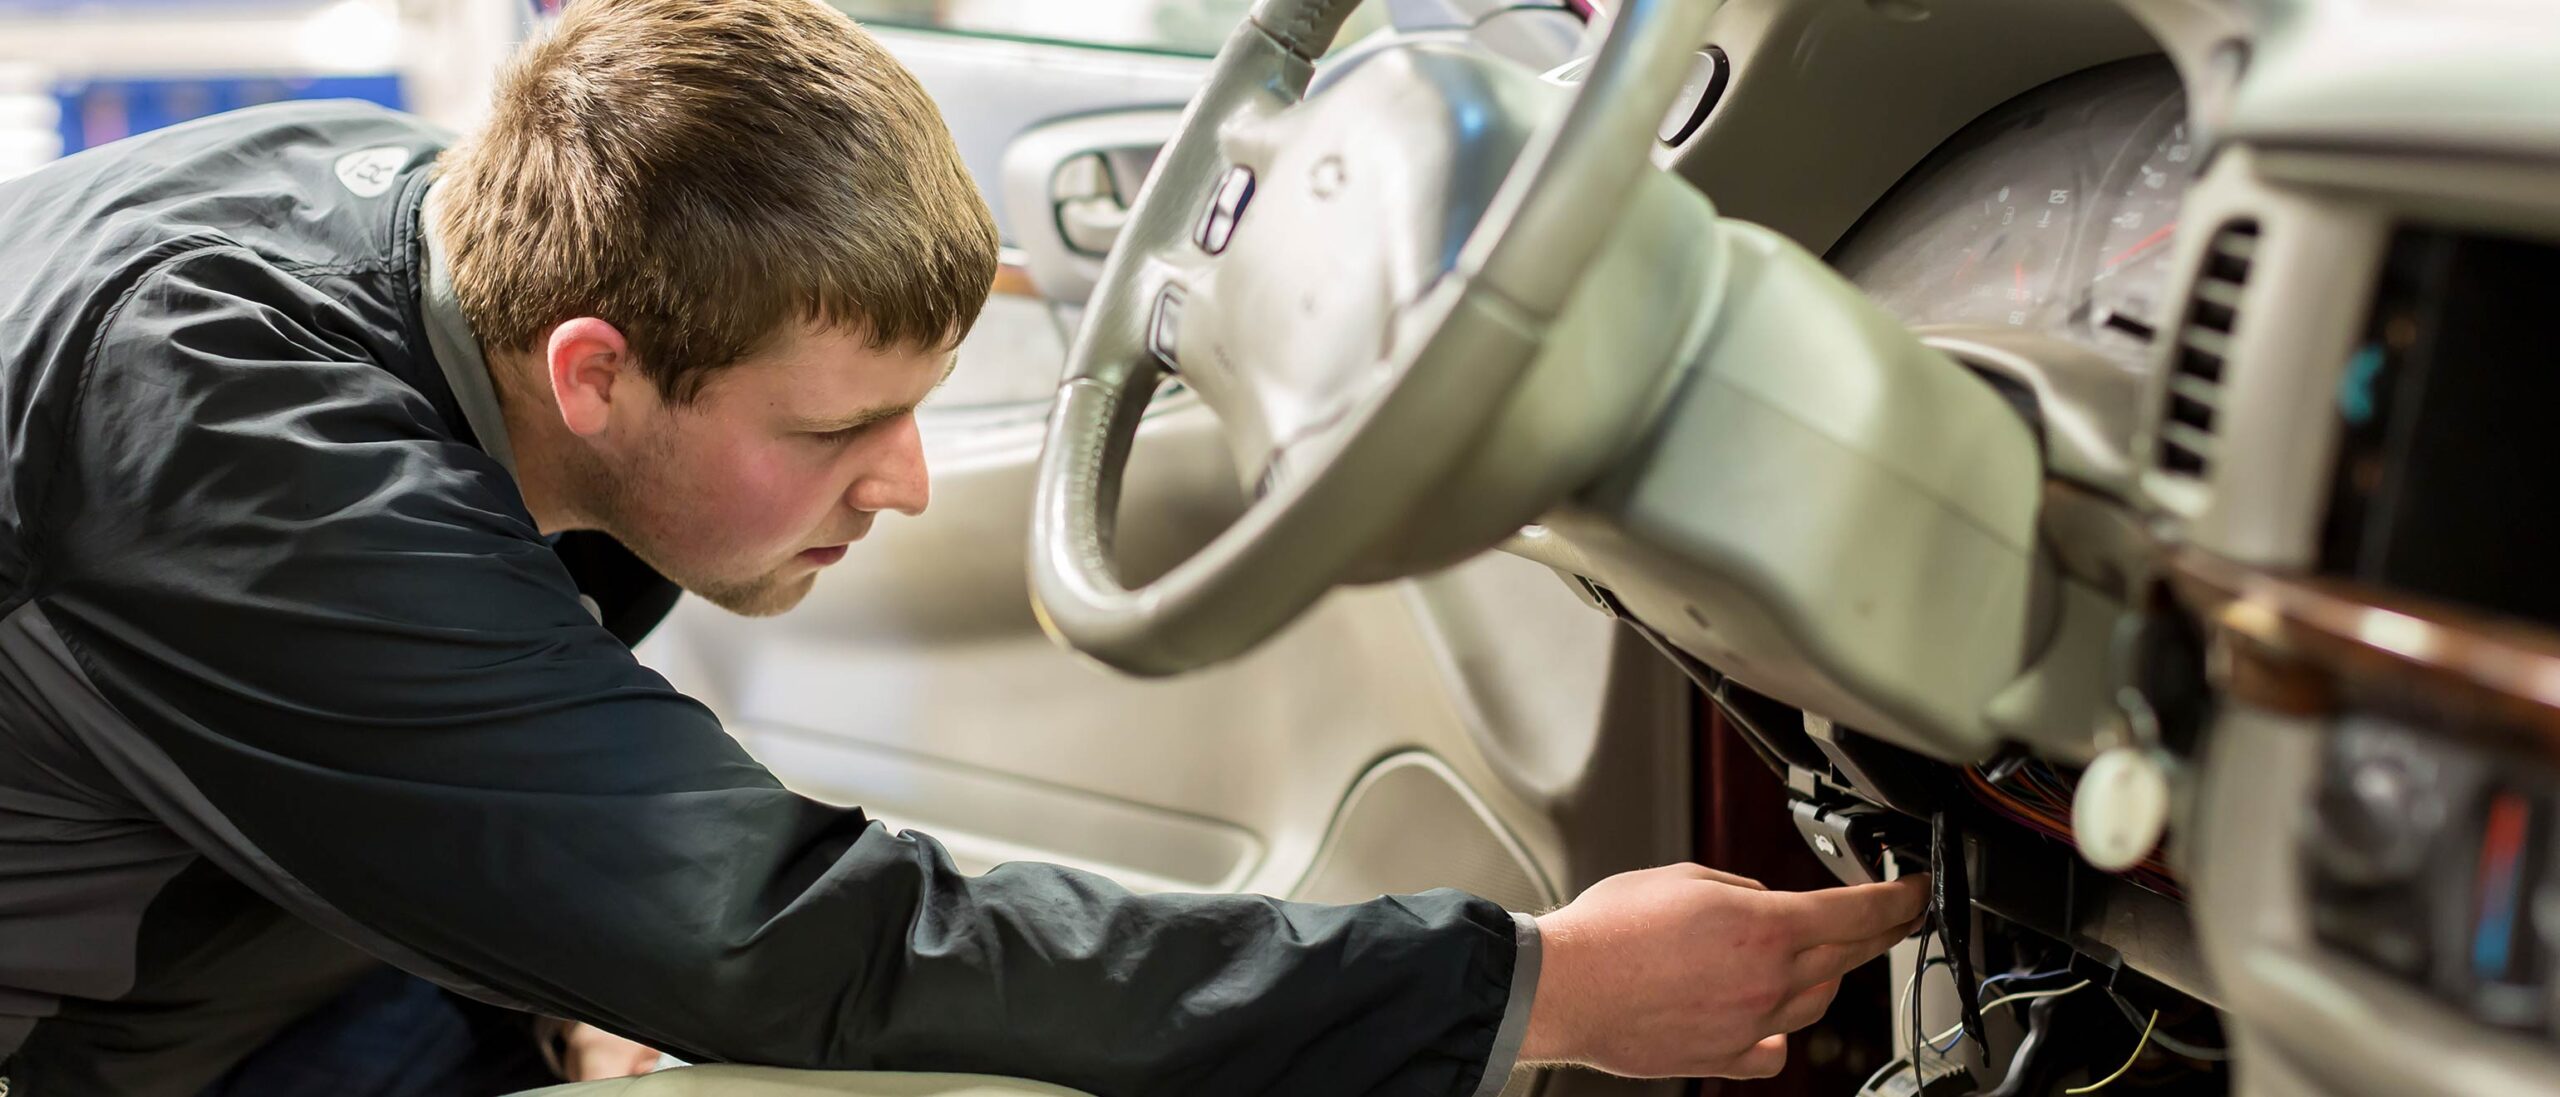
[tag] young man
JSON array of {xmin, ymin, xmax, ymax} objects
[{"xmin": 0, "ymin": 1, "xmax": 1927, "ymax": 1094}]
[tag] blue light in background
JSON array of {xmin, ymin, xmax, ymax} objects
[
  {"xmin": 0, "ymin": 0, "xmax": 320, "ymax": 12},
  {"xmin": 53, "ymin": 74, "xmax": 403, "ymax": 155},
  {"xmin": 2337, "ymin": 342, "xmax": 2385, "ymax": 426}
]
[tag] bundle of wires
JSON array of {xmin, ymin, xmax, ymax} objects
[
  {"xmin": 1899, "ymin": 966, "xmax": 2229, "ymax": 1093},
  {"xmin": 1961, "ymin": 761, "xmax": 2185, "ymax": 899}
]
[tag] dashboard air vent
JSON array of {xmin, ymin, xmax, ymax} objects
[{"xmin": 2155, "ymin": 220, "xmax": 2259, "ymax": 478}]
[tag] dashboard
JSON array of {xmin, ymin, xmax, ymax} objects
[
  {"xmin": 1625, "ymin": 2, "xmax": 2560, "ymax": 1095},
  {"xmin": 1828, "ymin": 58, "xmax": 2194, "ymax": 375},
  {"xmin": 1795, "ymin": 25, "xmax": 2560, "ymax": 1097}
]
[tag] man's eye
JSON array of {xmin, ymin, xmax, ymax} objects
[{"xmin": 809, "ymin": 425, "xmax": 866, "ymax": 444}]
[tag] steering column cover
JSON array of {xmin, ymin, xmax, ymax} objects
[{"xmin": 1537, "ymin": 221, "xmax": 2046, "ymax": 762}]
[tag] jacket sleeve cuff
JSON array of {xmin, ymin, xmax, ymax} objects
[{"xmin": 1470, "ymin": 911, "xmax": 1544, "ymax": 1097}]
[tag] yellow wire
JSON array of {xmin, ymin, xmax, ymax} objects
[{"xmin": 2065, "ymin": 1010, "xmax": 2160, "ymax": 1094}]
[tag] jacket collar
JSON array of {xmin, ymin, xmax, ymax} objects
[{"xmin": 416, "ymin": 178, "xmax": 519, "ymax": 480}]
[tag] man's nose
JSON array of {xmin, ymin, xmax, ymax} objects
[{"xmin": 847, "ymin": 413, "xmax": 929, "ymax": 517}]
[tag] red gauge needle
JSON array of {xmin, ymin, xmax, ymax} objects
[
  {"xmin": 1947, "ymin": 247, "xmax": 1980, "ymax": 286},
  {"xmin": 2105, "ymin": 222, "xmax": 2178, "ymax": 270}
]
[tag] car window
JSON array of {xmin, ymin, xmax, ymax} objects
[{"xmin": 829, "ymin": 0, "xmax": 1386, "ymax": 58}]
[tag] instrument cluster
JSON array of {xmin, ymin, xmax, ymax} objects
[{"xmin": 1830, "ymin": 58, "xmax": 2195, "ymax": 375}]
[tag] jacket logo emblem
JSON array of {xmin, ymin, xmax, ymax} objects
[{"xmin": 334, "ymin": 146, "xmax": 410, "ymax": 199}]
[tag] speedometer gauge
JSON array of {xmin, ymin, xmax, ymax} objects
[
  {"xmin": 2074, "ymin": 98, "xmax": 2197, "ymax": 368},
  {"xmin": 1958, "ymin": 182, "xmax": 2083, "ymax": 329},
  {"xmin": 1830, "ymin": 59, "xmax": 2197, "ymax": 375},
  {"xmin": 1826, "ymin": 104, "xmax": 2089, "ymax": 334}
]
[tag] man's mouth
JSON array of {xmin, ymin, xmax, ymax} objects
[{"xmin": 798, "ymin": 544, "xmax": 850, "ymax": 567}]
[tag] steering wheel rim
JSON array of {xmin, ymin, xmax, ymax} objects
[{"xmin": 1030, "ymin": 0, "xmax": 1723, "ymax": 676}]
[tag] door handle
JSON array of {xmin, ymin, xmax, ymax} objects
[
  {"xmin": 1001, "ymin": 109, "xmax": 1183, "ymax": 302},
  {"xmin": 1051, "ymin": 152, "xmax": 1130, "ymax": 257}
]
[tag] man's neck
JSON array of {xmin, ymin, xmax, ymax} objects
[
  {"xmin": 486, "ymin": 353, "xmax": 592, "ymax": 537},
  {"xmin": 422, "ymin": 183, "xmax": 589, "ymax": 538}
]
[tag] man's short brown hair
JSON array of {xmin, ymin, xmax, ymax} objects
[{"xmin": 434, "ymin": 0, "xmax": 997, "ymax": 402}]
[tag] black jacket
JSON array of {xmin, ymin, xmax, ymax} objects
[{"xmin": 0, "ymin": 102, "xmax": 1531, "ymax": 1097}]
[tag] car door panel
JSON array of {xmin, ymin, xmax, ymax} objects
[
  {"xmin": 639, "ymin": 394, "xmax": 1640, "ymax": 898},
  {"xmin": 869, "ymin": 28, "xmax": 1206, "ymax": 244}
]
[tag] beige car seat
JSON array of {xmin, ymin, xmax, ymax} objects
[{"xmin": 519, "ymin": 1067, "xmax": 1096, "ymax": 1097}]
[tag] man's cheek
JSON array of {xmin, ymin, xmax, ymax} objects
[{"xmin": 711, "ymin": 449, "xmax": 830, "ymax": 545}]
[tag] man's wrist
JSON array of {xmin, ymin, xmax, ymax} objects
[{"xmin": 1517, "ymin": 911, "xmax": 1580, "ymax": 1065}]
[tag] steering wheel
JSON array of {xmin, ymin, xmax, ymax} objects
[{"xmin": 1030, "ymin": 0, "xmax": 1723, "ymax": 675}]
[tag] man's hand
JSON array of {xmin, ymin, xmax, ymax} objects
[
  {"xmin": 1520, "ymin": 864, "xmax": 1929, "ymax": 1079},
  {"xmin": 557, "ymin": 1022, "xmax": 664, "ymax": 1082}
]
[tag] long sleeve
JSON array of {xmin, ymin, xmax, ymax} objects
[{"xmin": 26, "ymin": 248, "xmax": 1527, "ymax": 1096}]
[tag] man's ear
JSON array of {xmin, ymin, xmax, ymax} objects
[{"xmin": 545, "ymin": 317, "xmax": 633, "ymax": 439}]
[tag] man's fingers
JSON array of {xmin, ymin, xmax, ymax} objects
[
  {"xmin": 1788, "ymin": 921, "xmax": 1910, "ymax": 985},
  {"xmin": 1717, "ymin": 1034, "xmax": 1789, "ymax": 1079},
  {"xmin": 1706, "ymin": 868, "xmax": 1768, "ymax": 891},
  {"xmin": 1677, "ymin": 864, "xmax": 1768, "ymax": 891},
  {"xmin": 562, "ymin": 1024, "xmax": 662, "ymax": 1083},
  {"xmin": 1783, "ymin": 875, "xmax": 1932, "ymax": 945},
  {"xmin": 1770, "ymin": 977, "xmax": 1842, "ymax": 1033}
]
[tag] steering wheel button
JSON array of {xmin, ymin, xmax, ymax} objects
[
  {"xmin": 1197, "ymin": 165, "xmax": 1256, "ymax": 254},
  {"xmin": 1148, "ymin": 287, "xmax": 1184, "ymax": 370},
  {"xmin": 1658, "ymin": 47, "xmax": 1729, "ymax": 146}
]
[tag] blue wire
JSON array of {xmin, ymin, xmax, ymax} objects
[
  {"xmin": 1977, "ymin": 967, "xmax": 2076, "ymax": 1002},
  {"xmin": 1909, "ymin": 939, "xmax": 1945, "ymax": 1094},
  {"xmin": 1900, "ymin": 968, "xmax": 2095, "ymax": 1060}
]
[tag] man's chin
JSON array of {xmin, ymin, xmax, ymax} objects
[{"xmin": 686, "ymin": 570, "xmax": 819, "ymax": 618}]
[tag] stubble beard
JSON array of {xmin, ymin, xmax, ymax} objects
[{"xmin": 581, "ymin": 445, "xmax": 816, "ymax": 619}]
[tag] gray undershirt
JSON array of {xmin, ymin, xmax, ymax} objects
[{"xmin": 417, "ymin": 180, "xmax": 518, "ymax": 480}]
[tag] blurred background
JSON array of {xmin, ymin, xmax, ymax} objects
[{"xmin": 0, "ymin": 0, "xmax": 1393, "ymax": 180}]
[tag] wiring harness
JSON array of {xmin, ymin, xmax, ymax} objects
[{"xmin": 1960, "ymin": 760, "xmax": 2186, "ymax": 899}]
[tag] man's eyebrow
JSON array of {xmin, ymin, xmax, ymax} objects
[
  {"xmin": 796, "ymin": 404, "xmax": 914, "ymax": 433},
  {"xmin": 795, "ymin": 356, "xmax": 960, "ymax": 432}
]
